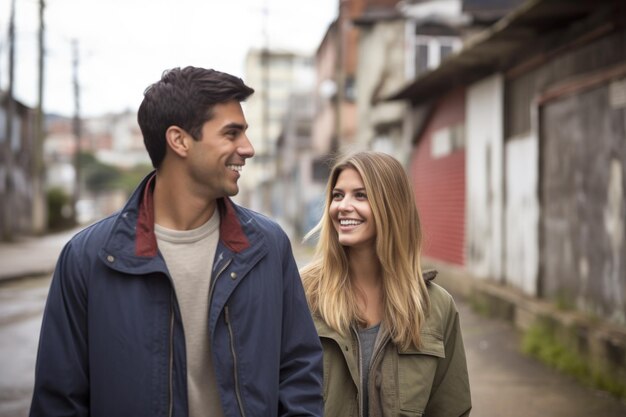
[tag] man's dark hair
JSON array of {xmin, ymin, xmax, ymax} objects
[{"xmin": 137, "ymin": 66, "xmax": 254, "ymax": 168}]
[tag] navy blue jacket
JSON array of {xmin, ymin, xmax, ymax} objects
[{"xmin": 29, "ymin": 173, "xmax": 323, "ymax": 417}]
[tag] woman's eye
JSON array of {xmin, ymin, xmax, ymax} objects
[
  {"xmin": 356, "ymin": 192, "xmax": 367, "ymax": 199},
  {"xmin": 331, "ymin": 192, "xmax": 343, "ymax": 200}
]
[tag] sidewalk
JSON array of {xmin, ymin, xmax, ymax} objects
[
  {"xmin": 0, "ymin": 227, "xmax": 81, "ymax": 282},
  {"xmin": 428, "ymin": 256, "xmax": 626, "ymax": 415},
  {"xmin": 458, "ymin": 292, "xmax": 626, "ymax": 416}
]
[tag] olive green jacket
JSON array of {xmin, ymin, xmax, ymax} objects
[{"xmin": 314, "ymin": 277, "xmax": 471, "ymax": 417}]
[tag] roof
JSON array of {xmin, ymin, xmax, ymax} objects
[
  {"xmin": 387, "ymin": 0, "xmax": 622, "ymax": 104},
  {"xmin": 353, "ymin": 8, "xmax": 403, "ymax": 26},
  {"xmin": 0, "ymin": 91, "xmax": 34, "ymax": 112},
  {"xmin": 463, "ymin": 0, "xmax": 526, "ymax": 22}
]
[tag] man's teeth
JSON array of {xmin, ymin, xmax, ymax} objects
[
  {"xmin": 340, "ymin": 219, "xmax": 362, "ymax": 226},
  {"xmin": 227, "ymin": 165, "xmax": 242, "ymax": 172}
]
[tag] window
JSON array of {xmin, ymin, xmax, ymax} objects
[
  {"xmin": 312, "ymin": 158, "xmax": 329, "ymax": 182},
  {"xmin": 440, "ymin": 44, "xmax": 454, "ymax": 61},
  {"xmin": 415, "ymin": 44, "xmax": 429, "ymax": 76},
  {"xmin": 431, "ymin": 123, "xmax": 465, "ymax": 159},
  {"xmin": 413, "ymin": 36, "xmax": 461, "ymax": 77},
  {"xmin": 0, "ymin": 110, "xmax": 6, "ymax": 143},
  {"xmin": 296, "ymin": 123, "xmax": 310, "ymax": 138}
]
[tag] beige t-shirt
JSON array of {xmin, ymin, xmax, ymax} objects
[{"xmin": 155, "ymin": 210, "xmax": 224, "ymax": 417}]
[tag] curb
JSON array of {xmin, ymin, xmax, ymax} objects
[{"xmin": 0, "ymin": 269, "xmax": 55, "ymax": 284}]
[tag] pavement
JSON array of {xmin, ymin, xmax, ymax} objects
[
  {"xmin": 0, "ymin": 228, "xmax": 82, "ymax": 282},
  {"xmin": 1, "ymin": 229, "xmax": 626, "ymax": 416}
]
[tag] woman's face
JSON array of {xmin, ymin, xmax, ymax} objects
[{"xmin": 329, "ymin": 167, "xmax": 376, "ymax": 249}]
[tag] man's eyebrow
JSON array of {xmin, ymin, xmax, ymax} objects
[{"xmin": 221, "ymin": 122, "xmax": 247, "ymax": 131}]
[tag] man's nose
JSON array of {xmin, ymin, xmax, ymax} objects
[{"xmin": 238, "ymin": 134, "xmax": 255, "ymax": 158}]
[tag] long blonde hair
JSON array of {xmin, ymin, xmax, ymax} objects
[{"xmin": 301, "ymin": 151, "xmax": 430, "ymax": 349}]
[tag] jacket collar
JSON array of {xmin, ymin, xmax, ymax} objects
[
  {"xmin": 134, "ymin": 171, "xmax": 251, "ymax": 257},
  {"xmin": 314, "ymin": 314, "xmax": 392, "ymax": 392},
  {"xmin": 314, "ymin": 314, "xmax": 391, "ymax": 348}
]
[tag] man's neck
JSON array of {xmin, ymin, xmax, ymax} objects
[{"xmin": 152, "ymin": 171, "xmax": 218, "ymax": 231}]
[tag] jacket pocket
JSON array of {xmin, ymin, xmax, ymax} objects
[{"xmin": 397, "ymin": 332, "xmax": 445, "ymax": 416}]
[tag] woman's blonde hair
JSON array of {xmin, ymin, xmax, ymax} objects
[{"xmin": 301, "ymin": 151, "xmax": 430, "ymax": 349}]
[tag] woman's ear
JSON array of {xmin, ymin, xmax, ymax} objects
[{"xmin": 165, "ymin": 126, "xmax": 190, "ymax": 158}]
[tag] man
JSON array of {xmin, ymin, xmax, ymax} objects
[{"xmin": 29, "ymin": 67, "xmax": 323, "ymax": 417}]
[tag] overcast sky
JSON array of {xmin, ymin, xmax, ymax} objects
[{"xmin": 0, "ymin": 0, "xmax": 337, "ymax": 117}]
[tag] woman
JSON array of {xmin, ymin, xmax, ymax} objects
[{"xmin": 301, "ymin": 151, "xmax": 471, "ymax": 417}]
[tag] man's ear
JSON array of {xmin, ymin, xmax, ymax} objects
[{"xmin": 165, "ymin": 126, "xmax": 190, "ymax": 158}]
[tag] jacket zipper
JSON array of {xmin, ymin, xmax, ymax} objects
[
  {"xmin": 168, "ymin": 290, "xmax": 175, "ymax": 417},
  {"xmin": 225, "ymin": 306, "xmax": 247, "ymax": 417},
  {"xmin": 209, "ymin": 257, "xmax": 232, "ymax": 305},
  {"xmin": 351, "ymin": 326, "xmax": 364, "ymax": 417},
  {"xmin": 166, "ymin": 256, "xmax": 232, "ymax": 417},
  {"xmin": 352, "ymin": 326, "xmax": 390, "ymax": 417},
  {"xmin": 367, "ymin": 332, "xmax": 390, "ymax": 417}
]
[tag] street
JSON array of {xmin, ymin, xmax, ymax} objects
[{"xmin": 0, "ymin": 275, "xmax": 50, "ymax": 417}]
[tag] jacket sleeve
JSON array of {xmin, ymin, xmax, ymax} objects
[
  {"xmin": 29, "ymin": 240, "xmax": 89, "ymax": 417},
  {"xmin": 424, "ymin": 296, "xmax": 472, "ymax": 417},
  {"xmin": 277, "ymin": 237, "xmax": 324, "ymax": 417}
]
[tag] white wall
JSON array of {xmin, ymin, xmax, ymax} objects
[
  {"xmin": 356, "ymin": 19, "xmax": 408, "ymax": 162},
  {"xmin": 465, "ymin": 74, "xmax": 504, "ymax": 280},
  {"xmin": 505, "ymin": 134, "xmax": 539, "ymax": 295}
]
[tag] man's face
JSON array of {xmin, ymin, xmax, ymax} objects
[{"xmin": 185, "ymin": 100, "xmax": 254, "ymax": 199}]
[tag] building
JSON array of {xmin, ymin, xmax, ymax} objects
[
  {"xmin": 354, "ymin": 0, "xmax": 514, "ymax": 264},
  {"xmin": 242, "ymin": 48, "xmax": 315, "ymax": 214},
  {"xmin": 0, "ymin": 93, "xmax": 41, "ymax": 240},
  {"xmin": 390, "ymin": 0, "xmax": 626, "ymax": 391},
  {"xmin": 354, "ymin": 0, "xmax": 468, "ymax": 161},
  {"xmin": 274, "ymin": 92, "xmax": 320, "ymax": 238},
  {"xmin": 44, "ymin": 111, "xmax": 150, "ymax": 225}
]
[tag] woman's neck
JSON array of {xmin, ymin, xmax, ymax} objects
[{"xmin": 348, "ymin": 246, "xmax": 384, "ymax": 327}]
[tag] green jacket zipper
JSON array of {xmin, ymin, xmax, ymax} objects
[
  {"xmin": 351, "ymin": 326, "xmax": 364, "ymax": 417},
  {"xmin": 367, "ymin": 331, "xmax": 391, "ymax": 417},
  {"xmin": 351, "ymin": 325, "xmax": 390, "ymax": 417}
]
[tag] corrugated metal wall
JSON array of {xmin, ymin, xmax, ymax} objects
[
  {"xmin": 541, "ymin": 77, "xmax": 626, "ymax": 324},
  {"xmin": 410, "ymin": 88, "xmax": 466, "ymax": 266},
  {"xmin": 506, "ymin": 26, "xmax": 626, "ymax": 324}
]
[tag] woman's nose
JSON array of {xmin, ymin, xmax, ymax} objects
[{"xmin": 338, "ymin": 198, "xmax": 353, "ymax": 211}]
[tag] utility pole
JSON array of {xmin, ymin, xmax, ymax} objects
[
  {"xmin": 32, "ymin": 0, "xmax": 47, "ymax": 234},
  {"xmin": 334, "ymin": 0, "xmax": 346, "ymax": 154},
  {"xmin": 72, "ymin": 39, "xmax": 81, "ymax": 225},
  {"xmin": 2, "ymin": 0, "xmax": 17, "ymax": 241},
  {"xmin": 261, "ymin": 0, "xmax": 271, "ymax": 215}
]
